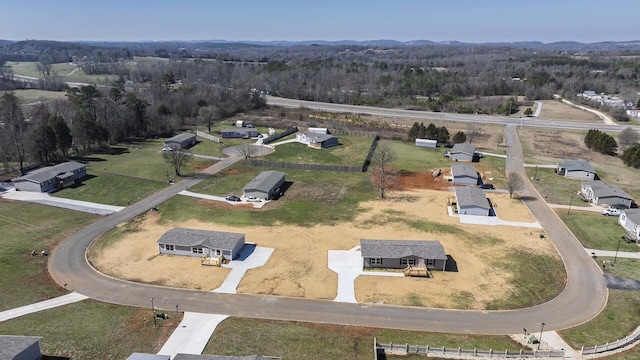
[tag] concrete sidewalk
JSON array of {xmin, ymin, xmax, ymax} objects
[
  {"xmin": 213, "ymin": 245, "xmax": 274, "ymax": 294},
  {"xmin": 0, "ymin": 292, "xmax": 88, "ymax": 322},
  {"xmin": 548, "ymin": 203, "xmax": 602, "ymax": 213},
  {"xmin": 1, "ymin": 189, "xmax": 124, "ymax": 215},
  {"xmin": 458, "ymin": 214, "xmax": 542, "ymax": 228},
  {"xmin": 157, "ymin": 312, "xmax": 229, "ymax": 359},
  {"xmin": 512, "ymin": 330, "xmax": 580, "ymax": 359},
  {"xmin": 584, "ymin": 248, "xmax": 640, "ymax": 259}
]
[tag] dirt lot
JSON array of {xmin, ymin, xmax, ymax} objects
[
  {"xmin": 91, "ymin": 186, "xmax": 550, "ymax": 310},
  {"xmin": 536, "ymin": 100, "xmax": 601, "ymax": 122}
]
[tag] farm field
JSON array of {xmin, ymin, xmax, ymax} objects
[
  {"xmin": 9, "ymin": 61, "xmax": 119, "ymax": 85},
  {"xmin": 536, "ymin": 99, "xmax": 601, "ymax": 122},
  {"xmin": 1, "ymin": 89, "xmax": 68, "ymax": 104}
]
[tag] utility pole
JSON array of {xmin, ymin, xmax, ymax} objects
[
  {"xmin": 151, "ymin": 298, "xmax": 156, "ymax": 327},
  {"xmin": 537, "ymin": 322, "xmax": 546, "ymax": 350}
]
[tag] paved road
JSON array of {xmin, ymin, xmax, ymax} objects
[{"xmin": 47, "ymin": 125, "xmax": 609, "ymax": 335}]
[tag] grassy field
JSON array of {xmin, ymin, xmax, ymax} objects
[
  {"xmin": 598, "ymin": 257, "xmax": 640, "ymax": 280},
  {"xmin": 2, "ymin": 89, "xmax": 68, "ymax": 104},
  {"xmin": 9, "ymin": 61, "xmax": 119, "ymax": 85},
  {"xmin": 205, "ymin": 317, "xmax": 525, "ymax": 359},
  {"xmin": 266, "ymin": 135, "xmax": 373, "ymax": 166},
  {"xmin": 388, "ymin": 141, "xmax": 451, "ymax": 172},
  {"xmin": 558, "ymin": 211, "xmax": 640, "ymax": 252},
  {"xmin": 525, "ymin": 168, "xmax": 588, "ymax": 206},
  {"xmin": 0, "ymin": 299, "xmax": 182, "ymax": 359},
  {"xmin": 0, "ymin": 201, "xmax": 97, "ymax": 310}
]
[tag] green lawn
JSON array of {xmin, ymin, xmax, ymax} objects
[
  {"xmin": 526, "ymin": 168, "xmax": 588, "ymax": 206},
  {"xmin": 266, "ymin": 135, "xmax": 372, "ymax": 166},
  {"xmin": 388, "ymin": 142, "xmax": 451, "ymax": 172},
  {"xmin": 2, "ymin": 89, "xmax": 68, "ymax": 104},
  {"xmin": 558, "ymin": 211, "xmax": 640, "ymax": 252},
  {"xmin": 599, "ymin": 257, "xmax": 640, "ymax": 281},
  {"xmin": 9, "ymin": 61, "xmax": 119, "ymax": 85},
  {"xmin": 205, "ymin": 317, "xmax": 525, "ymax": 359},
  {"xmin": 9, "ymin": 61, "xmax": 42, "ymax": 77},
  {"xmin": 0, "ymin": 201, "xmax": 97, "ymax": 310},
  {"xmin": 0, "ymin": 300, "xmax": 182, "ymax": 359}
]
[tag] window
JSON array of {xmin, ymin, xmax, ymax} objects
[
  {"xmin": 192, "ymin": 247, "xmax": 203, "ymax": 254},
  {"xmin": 369, "ymin": 258, "xmax": 382, "ymax": 265},
  {"xmin": 400, "ymin": 258, "xmax": 415, "ymax": 266},
  {"xmin": 427, "ymin": 259, "xmax": 435, "ymax": 266},
  {"xmin": 213, "ymin": 249, "xmax": 222, "ymax": 256},
  {"xmin": 164, "ymin": 244, "xmax": 175, "ymax": 251}
]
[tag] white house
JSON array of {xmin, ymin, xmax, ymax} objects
[
  {"xmin": 619, "ymin": 209, "xmax": 640, "ymax": 243},
  {"xmin": 581, "ymin": 181, "xmax": 634, "ymax": 208}
]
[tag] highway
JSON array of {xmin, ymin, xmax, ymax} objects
[{"xmin": 48, "ymin": 122, "xmax": 608, "ymax": 335}]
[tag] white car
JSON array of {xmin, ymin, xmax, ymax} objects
[
  {"xmin": 245, "ymin": 196, "xmax": 262, "ymax": 202},
  {"xmin": 161, "ymin": 146, "xmax": 173, "ymax": 152},
  {"xmin": 601, "ymin": 208, "xmax": 620, "ymax": 216}
]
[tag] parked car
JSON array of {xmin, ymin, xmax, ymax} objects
[
  {"xmin": 478, "ymin": 183, "xmax": 494, "ymax": 190},
  {"xmin": 225, "ymin": 195, "xmax": 241, "ymax": 202},
  {"xmin": 245, "ymin": 196, "xmax": 261, "ymax": 202},
  {"xmin": 161, "ymin": 146, "xmax": 173, "ymax": 152},
  {"xmin": 601, "ymin": 208, "xmax": 620, "ymax": 216}
]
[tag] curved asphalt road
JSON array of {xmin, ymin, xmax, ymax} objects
[{"xmin": 49, "ymin": 124, "xmax": 607, "ymax": 336}]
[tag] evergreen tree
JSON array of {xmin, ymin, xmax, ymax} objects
[
  {"xmin": 622, "ymin": 145, "xmax": 640, "ymax": 168},
  {"xmin": 452, "ymin": 131, "xmax": 467, "ymax": 144}
]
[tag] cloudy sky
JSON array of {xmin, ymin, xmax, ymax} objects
[{"xmin": 2, "ymin": 0, "xmax": 637, "ymax": 43}]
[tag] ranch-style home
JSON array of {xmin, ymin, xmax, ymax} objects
[
  {"xmin": 446, "ymin": 143, "xmax": 479, "ymax": 162},
  {"xmin": 243, "ymin": 170, "xmax": 286, "ymax": 200},
  {"xmin": 157, "ymin": 228, "xmax": 245, "ymax": 260},
  {"xmin": 0, "ymin": 335, "xmax": 42, "ymax": 360},
  {"xmin": 164, "ymin": 133, "xmax": 196, "ymax": 149},
  {"xmin": 451, "ymin": 163, "xmax": 479, "ymax": 185},
  {"xmin": 295, "ymin": 132, "xmax": 339, "ymax": 149},
  {"xmin": 12, "ymin": 161, "xmax": 87, "ymax": 192},
  {"xmin": 619, "ymin": 209, "xmax": 640, "ymax": 243},
  {"xmin": 454, "ymin": 185, "xmax": 491, "ymax": 216},
  {"xmin": 360, "ymin": 239, "xmax": 447, "ymax": 271},
  {"xmin": 221, "ymin": 128, "xmax": 259, "ymax": 139},
  {"xmin": 556, "ymin": 159, "xmax": 597, "ymax": 180},
  {"xmin": 580, "ymin": 181, "xmax": 635, "ymax": 209}
]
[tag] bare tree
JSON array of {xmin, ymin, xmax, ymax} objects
[
  {"xmin": 197, "ymin": 105, "xmax": 219, "ymax": 133},
  {"xmin": 237, "ymin": 143, "xmax": 257, "ymax": 160},
  {"xmin": 506, "ymin": 172, "xmax": 524, "ymax": 199},
  {"xmin": 371, "ymin": 141, "xmax": 396, "ymax": 198},
  {"xmin": 619, "ymin": 127, "xmax": 639, "ymax": 150},
  {"xmin": 163, "ymin": 145, "xmax": 190, "ymax": 176}
]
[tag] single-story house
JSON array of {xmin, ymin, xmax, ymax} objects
[
  {"xmin": 581, "ymin": 181, "xmax": 635, "ymax": 208},
  {"xmin": 446, "ymin": 143, "xmax": 479, "ymax": 162},
  {"xmin": 360, "ymin": 239, "xmax": 447, "ymax": 271},
  {"xmin": 619, "ymin": 209, "xmax": 640, "ymax": 243},
  {"xmin": 415, "ymin": 138, "xmax": 437, "ymax": 148},
  {"xmin": 243, "ymin": 170, "xmax": 286, "ymax": 200},
  {"xmin": 157, "ymin": 228, "xmax": 245, "ymax": 260},
  {"xmin": 126, "ymin": 354, "xmax": 171, "ymax": 360},
  {"xmin": 454, "ymin": 185, "xmax": 491, "ymax": 216},
  {"xmin": 164, "ymin": 133, "xmax": 196, "ymax": 149},
  {"xmin": 295, "ymin": 132, "xmax": 339, "ymax": 149},
  {"xmin": 626, "ymin": 109, "xmax": 640, "ymax": 118},
  {"xmin": 556, "ymin": 159, "xmax": 597, "ymax": 180},
  {"xmin": 221, "ymin": 128, "xmax": 259, "ymax": 139},
  {"xmin": 12, "ymin": 161, "xmax": 87, "ymax": 192},
  {"xmin": 451, "ymin": 163, "xmax": 479, "ymax": 185},
  {"xmin": 0, "ymin": 335, "xmax": 42, "ymax": 360}
]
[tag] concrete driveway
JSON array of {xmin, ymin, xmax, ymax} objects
[
  {"xmin": 179, "ymin": 190, "xmax": 267, "ymax": 209},
  {"xmin": 213, "ymin": 245, "xmax": 274, "ymax": 294},
  {"xmin": 1, "ymin": 189, "xmax": 124, "ymax": 215}
]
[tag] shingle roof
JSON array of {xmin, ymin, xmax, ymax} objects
[
  {"xmin": 451, "ymin": 163, "xmax": 478, "ymax": 179},
  {"xmin": 583, "ymin": 181, "xmax": 634, "ymax": 201},
  {"xmin": 559, "ymin": 159, "xmax": 595, "ymax": 173},
  {"xmin": 622, "ymin": 209, "xmax": 640, "ymax": 224},
  {"xmin": 303, "ymin": 132, "xmax": 336, "ymax": 143},
  {"xmin": 0, "ymin": 335, "xmax": 41, "ymax": 359},
  {"xmin": 243, "ymin": 170, "xmax": 286, "ymax": 193},
  {"xmin": 455, "ymin": 186, "xmax": 490, "ymax": 209},
  {"xmin": 450, "ymin": 143, "xmax": 476, "ymax": 156},
  {"xmin": 173, "ymin": 354, "xmax": 269, "ymax": 360},
  {"xmin": 166, "ymin": 133, "xmax": 196, "ymax": 143},
  {"xmin": 360, "ymin": 239, "xmax": 447, "ymax": 260},
  {"xmin": 12, "ymin": 161, "xmax": 85, "ymax": 184},
  {"xmin": 157, "ymin": 228, "xmax": 244, "ymax": 250}
]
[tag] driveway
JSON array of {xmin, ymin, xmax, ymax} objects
[
  {"xmin": 179, "ymin": 190, "xmax": 267, "ymax": 209},
  {"xmin": 213, "ymin": 245, "xmax": 274, "ymax": 294},
  {"xmin": 1, "ymin": 189, "xmax": 124, "ymax": 215}
]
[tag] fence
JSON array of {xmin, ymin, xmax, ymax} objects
[
  {"xmin": 196, "ymin": 130, "xmax": 220, "ymax": 143},
  {"xmin": 331, "ymin": 129, "xmax": 379, "ymax": 138},
  {"xmin": 361, "ymin": 135, "xmax": 381, "ymax": 172},
  {"xmin": 374, "ymin": 339, "xmax": 564, "ymax": 359},
  {"xmin": 580, "ymin": 326, "xmax": 640, "ymax": 356},
  {"xmin": 262, "ymin": 126, "xmax": 298, "ymax": 144},
  {"xmin": 244, "ymin": 159, "xmax": 361, "ymax": 172}
]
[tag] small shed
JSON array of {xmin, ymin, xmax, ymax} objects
[
  {"xmin": 308, "ymin": 127, "xmax": 329, "ymax": 134},
  {"xmin": 221, "ymin": 128, "xmax": 259, "ymax": 139},
  {"xmin": 157, "ymin": 228, "xmax": 245, "ymax": 260},
  {"xmin": 243, "ymin": 170, "xmax": 286, "ymax": 200},
  {"xmin": 451, "ymin": 163, "xmax": 479, "ymax": 185},
  {"xmin": 454, "ymin": 186, "xmax": 491, "ymax": 216},
  {"xmin": 415, "ymin": 139, "xmax": 437, "ymax": 148},
  {"xmin": 235, "ymin": 120, "xmax": 245, "ymax": 127},
  {"xmin": 0, "ymin": 335, "xmax": 42, "ymax": 360},
  {"xmin": 164, "ymin": 133, "xmax": 196, "ymax": 149},
  {"xmin": 360, "ymin": 239, "xmax": 447, "ymax": 271}
]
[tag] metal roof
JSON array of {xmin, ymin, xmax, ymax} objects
[
  {"xmin": 12, "ymin": 161, "xmax": 85, "ymax": 184},
  {"xmin": 0, "ymin": 335, "xmax": 41, "ymax": 359},
  {"xmin": 243, "ymin": 170, "xmax": 286, "ymax": 193},
  {"xmin": 455, "ymin": 186, "xmax": 490, "ymax": 209},
  {"xmin": 165, "ymin": 133, "xmax": 196, "ymax": 143},
  {"xmin": 451, "ymin": 163, "xmax": 478, "ymax": 179},
  {"xmin": 583, "ymin": 181, "xmax": 634, "ymax": 201},
  {"xmin": 558, "ymin": 159, "xmax": 595, "ymax": 173},
  {"xmin": 450, "ymin": 143, "xmax": 476, "ymax": 156},
  {"xmin": 157, "ymin": 228, "xmax": 244, "ymax": 250},
  {"xmin": 360, "ymin": 239, "xmax": 447, "ymax": 260}
]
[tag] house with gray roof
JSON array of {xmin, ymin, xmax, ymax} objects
[
  {"xmin": 296, "ymin": 132, "xmax": 339, "ymax": 149},
  {"xmin": 454, "ymin": 186, "xmax": 491, "ymax": 216},
  {"xmin": 581, "ymin": 181, "xmax": 635, "ymax": 208},
  {"xmin": 221, "ymin": 128, "xmax": 259, "ymax": 139},
  {"xmin": 157, "ymin": 228, "xmax": 245, "ymax": 260},
  {"xmin": 556, "ymin": 159, "xmax": 597, "ymax": 180},
  {"xmin": 446, "ymin": 143, "xmax": 479, "ymax": 162},
  {"xmin": 360, "ymin": 239, "xmax": 447, "ymax": 271},
  {"xmin": 0, "ymin": 335, "xmax": 42, "ymax": 360},
  {"xmin": 451, "ymin": 163, "xmax": 479, "ymax": 185},
  {"xmin": 619, "ymin": 209, "xmax": 640, "ymax": 243},
  {"xmin": 12, "ymin": 161, "xmax": 86, "ymax": 192},
  {"xmin": 243, "ymin": 170, "xmax": 286, "ymax": 200},
  {"xmin": 164, "ymin": 133, "xmax": 196, "ymax": 149}
]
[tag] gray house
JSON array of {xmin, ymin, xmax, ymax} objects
[
  {"xmin": 243, "ymin": 170, "xmax": 286, "ymax": 200},
  {"xmin": 556, "ymin": 159, "xmax": 597, "ymax": 180},
  {"xmin": 12, "ymin": 161, "xmax": 87, "ymax": 192},
  {"xmin": 296, "ymin": 132, "xmax": 339, "ymax": 149},
  {"xmin": 221, "ymin": 128, "xmax": 259, "ymax": 139},
  {"xmin": 454, "ymin": 185, "xmax": 491, "ymax": 216},
  {"xmin": 164, "ymin": 133, "xmax": 196, "ymax": 149},
  {"xmin": 446, "ymin": 143, "xmax": 479, "ymax": 162},
  {"xmin": 581, "ymin": 181, "xmax": 634, "ymax": 208},
  {"xmin": 619, "ymin": 209, "xmax": 640, "ymax": 243},
  {"xmin": 157, "ymin": 228, "xmax": 245, "ymax": 261},
  {"xmin": 451, "ymin": 163, "xmax": 479, "ymax": 185},
  {"xmin": 0, "ymin": 335, "xmax": 42, "ymax": 360},
  {"xmin": 360, "ymin": 239, "xmax": 447, "ymax": 271}
]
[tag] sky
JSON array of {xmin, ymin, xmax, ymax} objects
[{"xmin": 1, "ymin": 0, "xmax": 638, "ymax": 43}]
